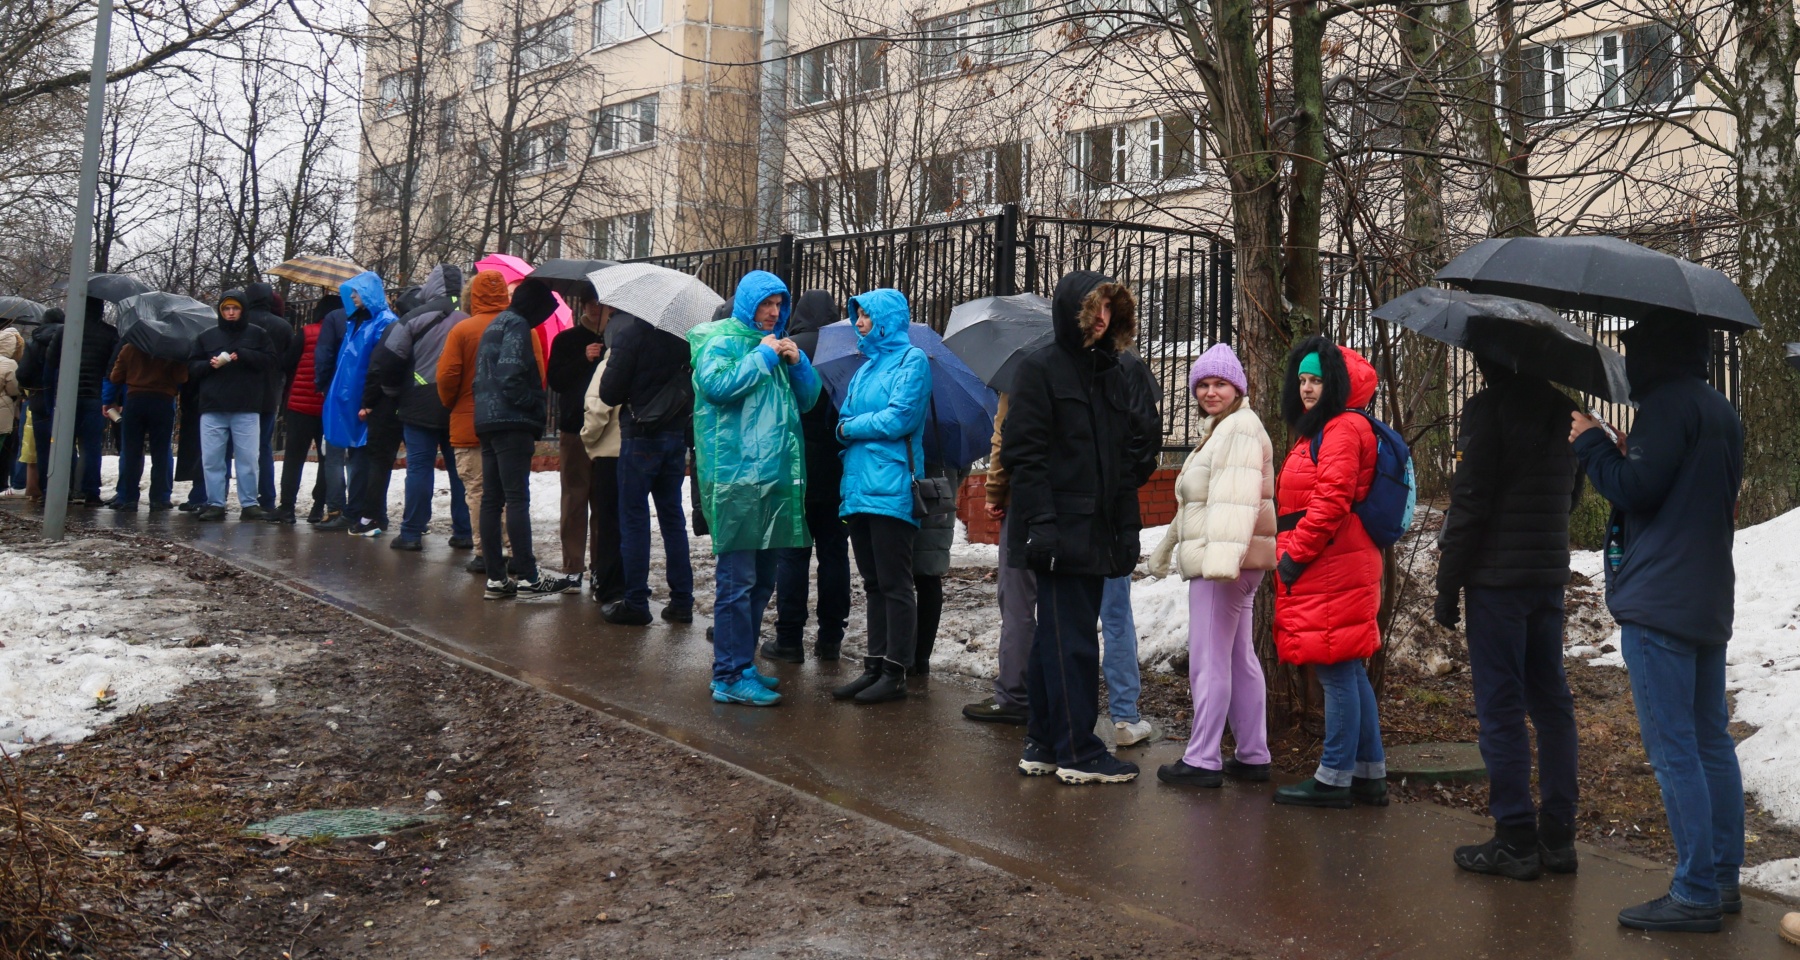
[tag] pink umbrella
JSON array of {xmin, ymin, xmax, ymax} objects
[{"xmin": 475, "ymin": 252, "xmax": 573, "ymax": 367}]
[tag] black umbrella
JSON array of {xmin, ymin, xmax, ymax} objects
[
  {"xmin": 1372, "ymin": 287, "xmax": 1631, "ymax": 402},
  {"xmin": 52, "ymin": 272, "xmax": 151, "ymax": 303},
  {"xmin": 942, "ymin": 293, "xmax": 1052, "ymax": 393},
  {"xmin": 1787, "ymin": 342, "xmax": 1800, "ymax": 373},
  {"xmin": 1437, "ymin": 236, "xmax": 1759, "ymax": 332},
  {"xmin": 115, "ymin": 292, "xmax": 218, "ymax": 361},
  {"xmin": 0, "ymin": 296, "xmax": 45, "ymax": 322},
  {"xmin": 529, "ymin": 257, "xmax": 617, "ymax": 299}
]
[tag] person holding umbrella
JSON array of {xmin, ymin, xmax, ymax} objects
[
  {"xmin": 438, "ymin": 270, "xmax": 526, "ymax": 569},
  {"xmin": 547, "ymin": 293, "xmax": 608, "ymax": 586},
  {"xmin": 43, "ymin": 297, "xmax": 117, "ymax": 505},
  {"xmin": 690, "ymin": 270, "xmax": 820, "ymax": 707},
  {"xmin": 105, "ymin": 338, "xmax": 188, "ymax": 511},
  {"xmin": 1433, "ymin": 356, "xmax": 1584, "ymax": 880},
  {"xmin": 829, "ymin": 289, "xmax": 932, "ymax": 705},
  {"xmin": 187, "ymin": 291, "xmax": 275, "ymax": 521},
  {"xmin": 1571, "ymin": 310, "xmax": 1745, "ymax": 933}
]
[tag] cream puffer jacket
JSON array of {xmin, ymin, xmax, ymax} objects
[
  {"xmin": 580, "ymin": 356, "xmax": 622, "ymax": 459},
  {"xmin": 1147, "ymin": 403, "xmax": 1278, "ymax": 581}
]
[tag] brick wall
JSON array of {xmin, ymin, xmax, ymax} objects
[{"xmin": 956, "ymin": 469, "xmax": 1181, "ymax": 545}]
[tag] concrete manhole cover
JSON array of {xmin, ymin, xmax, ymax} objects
[
  {"xmin": 244, "ymin": 808, "xmax": 443, "ymax": 840},
  {"xmin": 1385, "ymin": 742, "xmax": 1488, "ymax": 782}
]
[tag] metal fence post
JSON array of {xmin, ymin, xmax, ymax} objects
[
  {"xmin": 776, "ymin": 233, "xmax": 796, "ymax": 291},
  {"xmin": 993, "ymin": 204, "xmax": 1019, "ymax": 296}
]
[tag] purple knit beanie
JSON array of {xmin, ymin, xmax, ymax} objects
[{"xmin": 1189, "ymin": 342, "xmax": 1247, "ymax": 397}]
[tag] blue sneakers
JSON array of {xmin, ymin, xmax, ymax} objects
[
  {"xmin": 744, "ymin": 665, "xmax": 780, "ymax": 690},
  {"xmin": 712, "ymin": 675, "xmax": 782, "ymax": 706}
]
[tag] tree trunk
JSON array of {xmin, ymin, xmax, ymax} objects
[
  {"xmin": 1397, "ymin": 3, "xmax": 1452, "ymax": 496},
  {"xmin": 1731, "ymin": 0, "xmax": 1800, "ymax": 523},
  {"xmin": 1284, "ymin": 3, "xmax": 1325, "ymax": 333},
  {"xmin": 1443, "ymin": 0, "xmax": 1536, "ymax": 237}
]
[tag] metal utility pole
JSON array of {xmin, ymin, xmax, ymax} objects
[
  {"xmin": 43, "ymin": 0, "xmax": 115, "ymax": 540},
  {"xmin": 754, "ymin": 0, "xmax": 789, "ymax": 238}
]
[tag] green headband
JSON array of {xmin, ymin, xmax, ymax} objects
[{"xmin": 1298, "ymin": 352, "xmax": 1322, "ymax": 378}]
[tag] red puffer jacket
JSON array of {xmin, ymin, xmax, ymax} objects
[
  {"xmin": 286, "ymin": 322, "xmax": 325, "ymax": 417},
  {"xmin": 1274, "ymin": 347, "xmax": 1382, "ymax": 666}
]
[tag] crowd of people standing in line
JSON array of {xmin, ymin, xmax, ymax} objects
[{"xmin": 0, "ymin": 256, "xmax": 1760, "ymax": 938}]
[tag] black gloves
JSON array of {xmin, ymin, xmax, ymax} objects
[
  {"xmin": 1434, "ymin": 590, "xmax": 1461, "ymax": 630},
  {"xmin": 1024, "ymin": 522, "xmax": 1058, "ymax": 573},
  {"xmin": 1276, "ymin": 552, "xmax": 1306, "ymax": 588}
]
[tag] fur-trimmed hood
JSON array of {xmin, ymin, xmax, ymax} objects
[{"xmin": 1050, "ymin": 270, "xmax": 1136, "ymax": 356}]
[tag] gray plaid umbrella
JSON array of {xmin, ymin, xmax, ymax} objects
[
  {"xmin": 115, "ymin": 292, "xmax": 218, "ymax": 361},
  {"xmin": 1373, "ymin": 287, "xmax": 1631, "ymax": 402},
  {"xmin": 0, "ymin": 296, "xmax": 45, "ymax": 322},
  {"xmin": 585, "ymin": 263, "xmax": 723, "ymax": 337},
  {"xmin": 1787, "ymin": 342, "xmax": 1800, "ymax": 373}
]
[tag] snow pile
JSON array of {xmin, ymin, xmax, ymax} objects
[
  {"xmin": 1722, "ymin": 509, "xmax": 1800, "ymax": 829},
  {"xmin": 0, "ymin": 547, "xmax": 218, "ymax": 752}
]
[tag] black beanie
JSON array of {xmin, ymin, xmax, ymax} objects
[{"xmin": 509, "ymin": 278, "xmax": 558, "ymax": 327}]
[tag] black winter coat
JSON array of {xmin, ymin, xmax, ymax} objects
[
  {"xmin": 1576, "ymin": 322, "xmax": 1743, "ymax": 645},
  {"xmin": 1001, "ymin": 271, "xmax": 1158, "ymax": 578},
  {"xmin": 597, "ymin": 315, "xmax": 691, "ymax": 437},
  {"xmin": 472, "ymin": 310, "xmax": 546, "ymax": 437},
  {"xmin": 547, "ymin": 323, "xmax": 605, "ymax": 434},
  {"xmin": 788, "ymin": 291, "xmax": 843, "ymax": 505},
  {"xmin": 187, "ymin": 320, "xmax": 275, "ymax": 415},
  {"xmin": 242, "ymin": 282, "xmax": 292, "ymax": 414},
  {"xmin": 1437, "ymin": 375, "xmax": 1583, "ymax": 592},
  {"xmin": 45, "ymin": 310, "xmax": 118, "ymax": 400}
]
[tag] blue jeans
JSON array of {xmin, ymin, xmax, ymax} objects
[
  {"xmin": 200, "ymin": 412, "xmax": 259, "ymax": 508},
  {"xmin": 1100, "ymin": 575, "xmax": 1141, "ymax": 723},
  {"xmin": 401, "ymin": 424, "xmax": 469, "ymax": 541},
  {"xmin": 1466, "ymin": 586, "xmax": 1578, "ymax": 831},
  {"xmin": 713, "ymin": 549, "xmax": 776, "ymax": 683},
  {"xmin": 1315, "ymin": 659, "xmax": 1385, "ymax": 787},
  {"xmin": 319, "ymin": 441, "xmax": 348, "ymax": 512},
  {"xmin": 71, "ymin": 397, "xmax": 106, "ymax": 500},
  {"xmin": 257, "ymin": 411, "xmax": 277, "ymax": 508},
  {"xmin": 1620, "ymin": 624, "xmax": 1743, "ymax": 908},
  {"xmin": 618, "ymin": 432, "xmax": 694, "ymax": 611},
  {"xmin": 116, "ymin": 394, "xmax": 176, "ymax": 506}
]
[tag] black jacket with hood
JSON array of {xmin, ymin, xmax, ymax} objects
[
  {"xmin": 188, "ymin": 292, "xmax": 276, "ymax": 415},
  {"xmin": 1574, "ymin": 313, "xmax": 1744, "ymax": 645},
  {"xmin": 1001, "ymin": 271, "xmax": 1159, "ymax": 578},
  {"xmin": 474, "ymin": 280, "xmax": 555, "ymax": 437},
  {"xmin": 44, "ymin": 298, "xmax": 118, "ymax": 400},
  {"xmin": 547, "ymin": 318, "xmax": 605, "ymax": 435},
  {"xmin": 365, "ymin": 265, "xmax": 463, "ymax": 430},
  {"xmin": 597, "ymin": 310, "xmax": 693, "ymax": 437},
  {"xmin": 242, "ymin": 282, "xmax": 292, "ymax": 415},
  {"xmin": 1437, "ymin": 364, "xmax": 1584, "ymax": 594},
  {"xmin": 787, "ymin": 290, "xmax": 844, "ymax": 504}
]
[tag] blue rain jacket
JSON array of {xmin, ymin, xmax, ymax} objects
[
  {"xmin": 322, "ymin": 272, "xmax": 397, "ymax": 448},
  {"xmin": 837, "ymin": 289, "xmax": 931, "ymax": 525},
  {"xmin": 689, "ymin": 270, "xmax": 822, "ymax": 554}
]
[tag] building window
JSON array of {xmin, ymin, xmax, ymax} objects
[
  {"xmin": 1069, "ymin": 125, "xmax": 1127, "ymax": 193},
  {"xmin": 517, "ymin": 121, "xmax": 570, "ymax": 174},
  {"xmin": 924, "ymin": 142, "xmax": 1024, "ymax": 214},
  {"xmin": 376, "ymin": 69, "xmax": 418, "ymax": 117},
  {"xmin": 590, "ymin": 211, "xmax": 653, "ymax": 259},
  {"xmin": 1146, "ymin": 114, "xmax": 1199, "ymax": 180},
  {"xmin": 437, "ymin": 97, "xmax": 458, "ymax": 150},
  {"xmin": 445, "ymin": 2, "xmax": 464, "ymax": 52},
  {"xmin": 920, "ymin": 0, "xmax": 1031, "ymax": 77},
  {"xmin": 432, "ymin": 192, "xmax": 452, "ymax": 229},
  {"xmin": 794, "ymin": 37, "xmax": 887, "ymax": 106},
  {"xmin": 593, "ymin": 0, "xmax": 663, "ymax": 47},
  {"xmin": 475, "ymin": 41, "xmax": 497, "ymax": 87},
  {"xmin": 591, "ymin": 95, "xmax": 658, "ymax": 154},
  {"xmin": 371, "ymin": 162, "xmax": 409, "ymax": 207},
  {"xmin": 519, "ymin": 14, "xmax": 576, "ymax": 73},
  {"xmin": 1068, "ymin": 0, "xmax": 1166, "ymax": 43},
  {"xmin": 1598, "ymin": 24, "xmax": 1691, "ymax": 111},
  {"xmin": 787, "ymin": 170, "xmax": 884, "ymax": 233}
]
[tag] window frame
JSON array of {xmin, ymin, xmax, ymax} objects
[
  {"xmin": 375, "ymin": 69, "xmax": 418, "ymax": 118},
  {"xmin": 518, "ymin": 13, "xmax": 577, "ymax": 74},
  {"xmin": 370, "ymin": 162, "xmax": 410, "ymax": 208},
  {"xmin": 919, "ymin": 1, "xmax": 1032, "ymax": 79},
  {"xmin": 793, "ymin": 37, "xmax": 888, "ymax": 107},
  {"xmin": 590, "ymin": 95, "xmax": 659, "ymax": 155},
  {"xmin": 517, "ymin": 120, "xmax": 571, "ymax": 175},
  {"xmin": 1593, "ymin": 24, "xmax": 1694, "ymax": 118},
  {"xmin": 592, "ymin": 0, "xmax": 664, "ymax": 49},
  {"xmin": 590, "ymin": 210, "xmax": 654, "ymax": 259},
  {"xmin": 445, "ymin": 1, "xmax": 464, "ymax": 52},
  {"xmin": 475, "ymin": 40, "xmax": 498, "ymax": 88}
]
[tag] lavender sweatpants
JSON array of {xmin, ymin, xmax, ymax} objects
[{"xmin": 1182, "ymin": 570, "xmax": 1270, "ymax": 770}]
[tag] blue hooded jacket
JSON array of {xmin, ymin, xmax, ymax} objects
[
  {"xmin": 322, "ymin": 272, "xmax": 398, "ymax": 448},
  {"xmin": 837, "ymin": 289, "xmax": 931, "ymax": 524}
]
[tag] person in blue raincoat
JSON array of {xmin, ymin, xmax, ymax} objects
[
  {"xmin": 828, "ymin": 288, "xmax": 932, "ymax": 705},
  {"xmin": 689, "ymin": 269, "xmax": 821, "ymax": 707},
  {"xmin": 321, "ymin": 271, "xmax": 398, "ymax": 531}
]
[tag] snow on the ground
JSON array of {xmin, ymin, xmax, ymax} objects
[
  {"xmin": 0, "ymin": 543, "xmax": 219, "ymax": 752},
  {"xmin": 1743, "ymin": 857, "xmax": 1800, "ymax": 900}
]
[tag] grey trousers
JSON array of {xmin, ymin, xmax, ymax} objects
[{"xmin": 992, "ymin": 511, "xmax": 1039, "ymax": 710}]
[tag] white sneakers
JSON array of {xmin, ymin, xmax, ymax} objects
[{"xmin": 1113, "ymin": 719, "xmax": 1157, "ymax": 747}]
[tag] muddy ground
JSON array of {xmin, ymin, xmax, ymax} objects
[{"xmin": 0, "ymin": 511, "xmax": 1248, "ymax": 960}]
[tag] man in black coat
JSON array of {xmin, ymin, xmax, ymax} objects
[
  {"xmin": 187, "ymin": 291, "xmax": 275, "ymax": 521},
  {"xmin": 43, "ymin": 297, "xmax": 117, "ymax": 504},
  {"xmin": 1000, "ymin": 270, "xmax": 1157, "ymax": 785},
  {"xmin": 596, "ymin": 307, "xmax": 695, "ymax": 626},
  {"xmin": 768, "ymin": 290, "xmax": 851, "ymax": 663},
  {"xmin": 241, "ymin": 282, "xmax": 292, "ymax": 510},
  {"xmin": 546, "ymin": 295, "xmax": 607, "ymax": 580},
  {"xmin": 354, "ymin": 265, "xmax": 460, "ymax": 538},
  {"xmin": 1571, "ymin": 312, "xmax": 1745, "ymax": 933},
  {"xmin": 1435, "ymin": 359, "xmax": 1582, "ymax": 882}
]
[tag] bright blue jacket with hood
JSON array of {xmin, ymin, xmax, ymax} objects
[
  {"xmin": 838, "ymin": 289, "xmax": 931, "ymax": 525},
  {"xmin": 322, "ymin": 271, "xmax": 398, "ymax": 448},
  {"xmin": 688, "ymin": 270, "xmax": 822, "ymax": 554}
]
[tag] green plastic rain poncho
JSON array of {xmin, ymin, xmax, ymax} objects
[{"xmin": 688, "ymin": 270, "xmax": 822, "ymax": 555}]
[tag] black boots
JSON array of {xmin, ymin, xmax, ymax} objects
[
  {"xmin": 814, "ymin": 635, "xmax": 841, "ymax": 662},
  {"xmin": 831, "ymin": 658, "xmax": 883, "ymax": 700},
  {"xmin": 1538, "ymin": 812, "xmax": 1579, "ymax": 874},
  {"xmin": 1455, "ymin": 823, "xmax": 1542, "ymax": 881},
  {"xmin": 854, "ymin": 662, "xmax": 908, "ymax": 704}
]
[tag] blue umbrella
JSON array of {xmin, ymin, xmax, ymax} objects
[{"xmin": 813, "ymin": 320, "xmax": 999, "ymax": 470}]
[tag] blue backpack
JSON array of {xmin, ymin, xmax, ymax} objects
[{"xmin": 1308, "ymin": 410, "xmax": 1417, "ymax": 549}]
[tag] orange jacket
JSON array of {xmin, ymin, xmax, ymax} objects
[{"xmin": 437, "ymin": 271, "xmax": 543, "ymax": 447}]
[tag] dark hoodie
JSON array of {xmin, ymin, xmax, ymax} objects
[
  {"xmin": 547, "ymin": 309, "xmax": 606, "ymax": 434},
  {"xmin": 473, "ymin": 279, "xmax": 557, "ymax": 437},
  {"xmin": 788, "ymin": 290, "xmax": 844, "ymax": 503},
  {"xmin": 1000, "ymin": 270, "xmax": 1156, "ymax": 577},
  {"xmin": 188, "ymin": 291, "xmax": 276, "ymax": 414},
  {"xmin": 241, "ymin": 281, "xmax": 293, "ymax": 414},
  {"xmin": 366, "ymin": 265, "xmax": 464, "ymax": 429},
  {"xmin": 44, "ymin": 297, "xmax": 118, "ymax": 400},
  {"xmin": 1575, "ymin": 312, "xmax": 1743, "ymax": 645},
  {"xmin": 598, "ymin": 309, "xmax": 694, "ymax": 437}
]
